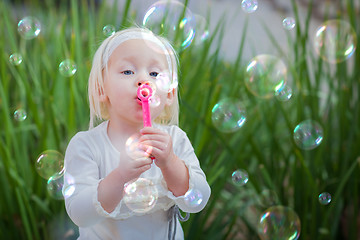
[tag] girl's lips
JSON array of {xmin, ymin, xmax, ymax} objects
[{"xmin": 136, "ymin": 97, "xmax": 142, "ymax": 105}]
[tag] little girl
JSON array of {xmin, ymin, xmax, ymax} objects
[{"xmin": 63, "ymin": 27, "xmax": 211, "ymax": 239}]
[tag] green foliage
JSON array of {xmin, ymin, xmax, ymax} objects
[{"xmin": 0, "ymin": 0, "xmax": 359, "ymax": 239}]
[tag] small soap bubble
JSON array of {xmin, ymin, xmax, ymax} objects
[
  {"xmin": 35, "ymin": 150, "xmax": 64, "ymax": 180},
  {"xmin": 155, "ymin": 72, "xmax": 172, "ymax": 92},
  {"xmin": 258, "ymin": 205, "xmax": 301, "ymax": 240},
  {"xmin": 18, "ymin": 16, "xmax": 41, "ymax": 39},
  {"xmin": 123, "ymin": 178, "xmax": 158, "ymax": 213},
  {"xmin": 193, "ymin": 14, "xmax": 209, "ymax": 45},
  {"xmin": 149, "ymin": 95, "xmax": 161, "ymax": 107},
  {"xmin": 14, "ymin": 109, "xmax": 27, "ymax": 121},
  {"xmin": 47, "ymin": 171, "xmax": 65, "ymax": 200},
  {"xmin": 318, "ymin": 192, "xmax": 331, "ymax": 205},
  {"xmin": 283, "ymin": 17, "xmax": 296, "ymax": 30},
  {"xmin": 155, "ymin": 72, "xmax": 178, "ymax": 94},
  {"xmin": 184, "ymin": 189, "xmax": 203, "ymax": 208},
  {"xmin": 293, "ymin": 120, "xmax": 323, "ymax": 150},
  {"xmin": 63, "ymin": 172, "xmax": 76, "ymax": 199},
  {"xmin": 9, "ymin": 53, "xmax": 23, "ymax": 66},
  {"xmin": 126, "ymin": 133, "xmax": 153, "ymax": 160},
  {"xmin": 103, "ymin": 24, "xmax": 115, "ymax": 37},
  {"xmin": 275, "ymin": 85, "xmax": 293, "ymax": 101},
  {"xmin": 241, "ymin": 0, "xmax": 258, "ymax": 13},
  {"xmin": 245, "ymin": 54, "xmax": 287, "ymax": 99},
  {"xmin": 143, "ymin": 0, "xmax": 195, "ymax": 51},
  {"xmin": 211, "ymin": 98, "xmax": 246, "ymax": 133},
  {"xmin": 232, "ymin": 169, "xmax": 249, "ymax": 186},
  {"xmin": 314, "ymin": 20, "xmax": 357, "ymax": 63},
  {"xmin": 59, "ymin": 59, "xmax": 77, "ymax": 77},
  {"xmin": 259, "ymin": 189, "xmax": 279, "ymax": 207},
  {"xmin": 47, "ymin": 171, "xmax": 76, "ymax": 200}
]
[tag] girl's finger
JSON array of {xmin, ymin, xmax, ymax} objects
[{"xmin": 132, "ymin": 158, "xmax": 152, "ymax": 168}]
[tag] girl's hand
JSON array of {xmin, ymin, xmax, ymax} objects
[
  {"xmin": 139, "ymin": 127, "xmax": 176, "ymax": 170},
  {"xmin": 115, "ymin": 157, "xmax": 152, "ymax": 184}
]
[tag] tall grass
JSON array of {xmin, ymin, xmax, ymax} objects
[{"xmin": 0, "ymin": 0, "xmax": 359, "ymax": 239}]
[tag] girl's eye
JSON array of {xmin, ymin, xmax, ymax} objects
[
  {"xmin": 149, "ymin": 72, "xmax": 158, "ymax": 77},
  {"xmin": 121, "ymin": 70, "xmax": 134, "ymax": 75}
]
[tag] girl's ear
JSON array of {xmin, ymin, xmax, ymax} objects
[
  {"xmin": 165, "ymin": 88, "xmax": 176, "ymax": 106},
  {"xmin": 98, "ymin": 85, "xmax": 107, "ymax": 102}
]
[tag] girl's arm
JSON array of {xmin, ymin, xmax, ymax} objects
[
  {"xmin": 159, "ymin": 154, "xmax": 189, "ymax": 197},
  {"xmin": 63, "ymin": 132, "xmax": 152, "ymax": 227},
  {"xmin": 139, "ymin": 126, "xmax": 211, "ymax": 213},
  {"xmin": 97, "ymin": 157, "xmax": 152, "ymax": 213}
]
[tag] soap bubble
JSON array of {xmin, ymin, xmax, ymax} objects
[
  {"xmin": 241, "ymin": 0, "xmax": 258, "ymax": 13},
  {"xmin": 47, "ymin": 171, "xmax": 65, "ymax": 200},
  {"xmin": 193, "ymin": 14, "xmax": 209, "ymax": 45},
  {"xmin": 314, "ymin": 20, "xmax": 357, "ymax": 63},
  {"xmin": 35, "ymin": 150, "xmax": 64, "ymax": 180},
  {"xmin": 282, "ymin": 17, "xmax": 296, "ymax": 30},
  {"xmin": 47, "ymin": 171, "xmax": 76, "ymax": 200},
  {"xmin": 14, "ymin": 109, "xmax": 27, "ymax": 121},
  {"xmin": 318, "ymin": 192, "xmax": 331, "ymax": 205},
  {"xmin": 245, "ymin": 54, "xmax": 287, "ymax": 99},
  {"xmin": 63, "ymin": 172, "xmax": 76, "ymax": 199},
  {"xmin": 211, "ymin": 98, "xmax": 246, "ymax": 133},
  {"xmin": 143, "ymin": 0, "xmax": 195, "ymax": 51},
  {"xmin": 258, "ymin": 205, "xmax": 301, "ymax": 240},
  {"xmin": 231, "ymin": 169, "xmax": 249, "ymax": 186},
  {"xmin": 155, "ymin": 72, "xmax": 172, "ymax": 92},
  {"xmin": 275, "ymin": 84, "xmax": 293, "ymax": 101},
  {"xmin": 18, "ymin": 16, "xmax": 41, "ymax": 39},
  {"xmin": 259, "ymin": 189, "xmax": 279, "ymax": 207},
  {"xmin": 9, "ymin": 53, "xmax": 23, "ymax": 66},
  {"xmin": 103, "ymin": 24, "xmax": 115, "ymax": 37},
  {"xmin": 293, "ymin": 120, "xmax": 323, "ymax": 150},
  {"xmin": 149, "ymin": 95, "xmax": 161, "ymax": 107},
  {"xmin": 126, "ymin": 133, "xmax": 153, "ymax": 160},
  {"xmin": 59, "ymin": 59, "xmax": 77, "ymax": 77},
  {"xmin": 123, "ymin": 178, "xmax": 158, "ymax": 213},
  {"xmin": 184, "ymin": 189, "xmax": 203, "ymax": 208}
]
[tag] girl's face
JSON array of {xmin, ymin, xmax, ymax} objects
[{"xmin": 101, "ymin": 38, "xmax": 174, "ymax": 126}]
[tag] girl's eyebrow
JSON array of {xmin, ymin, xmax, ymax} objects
[{"xmin": 149, "ymin": 58, "xmax": 168, "ymax": 69}]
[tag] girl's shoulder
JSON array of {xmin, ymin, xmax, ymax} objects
[{"xmin": 68, "ymin": 121, "xmax": 108, "ymax": 145}]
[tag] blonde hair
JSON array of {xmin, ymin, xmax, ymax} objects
[{"xmin": 88, "ymin": 27, "xmax": 180, "ymax": 129}]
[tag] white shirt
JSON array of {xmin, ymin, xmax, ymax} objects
[{"xmin": 63, "ymin": 121, "xmax": 211, "ymax": 240}]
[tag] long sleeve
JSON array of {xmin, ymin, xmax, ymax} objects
[
  {"xmin": 63, "ymin": 132, "xmax": 120, "ymax": 227},
  {"xmin": 63, "ymin": 122, "xmax": 211, "ymax": 231},
  {"xmin": 162, "ymin": 126, "xmax": 211, "ymax": 213}
]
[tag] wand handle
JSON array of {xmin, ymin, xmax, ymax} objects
[{"xmin": 137, "ymin": 84, "xmax": 153, "ymax": 127}]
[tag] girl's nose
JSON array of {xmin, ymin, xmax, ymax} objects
[
  {"xmin": 137, "ymin": 80, "xmax": 148, "ymax": 87},
  {"xmin": 136, "ymin": 78, "xmax": 152, "ymax": 87},
  {"xmin": 136, "ymin": 73, "xmax": 150, "ymax": 87}
]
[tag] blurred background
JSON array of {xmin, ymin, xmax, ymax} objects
[{"xmin": 1, "ymin": 0, "xmax": 359, "ymax": 239}]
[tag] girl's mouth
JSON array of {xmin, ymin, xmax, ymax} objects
[{"xmin": 136, "ymin": 97, "xmax": 142, "ymax": 105}]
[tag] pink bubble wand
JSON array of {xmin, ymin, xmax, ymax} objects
[
  {"xmin": 137, "ymin": 84, "xmax": 153, "ymax": 127},
  {"xmin": 137, "ymin": 84, "xmax": 156, "ymax": 160}
]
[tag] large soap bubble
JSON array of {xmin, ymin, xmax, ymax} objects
[
  {"xmin": 211, "ymin": 98, "xmax": 246, "ymax": 133},
  {"xmin": 143, "ymin": 0, "xmax": 195, "ymax": 51},
  {"xmin": 35, "ymin": 150, "xmax": 64, "ymax": 180},
  {"xmin": 18, "ymin": 16, "xmax": 41, "ymax": 39},
  {"xmin": 245, "ymin": 54, "xmax": 287, "ymax": 99},
  {"xmin": 314, "ymin": 20, "xmax": 357, "ymax": 63},
  {"xmin": 293, "ymin": 120, "xmax": 323, "ymax": 150},
  {"xmin": 123, "ymin": 178, "xmax": 158, "ymax": 213},
  {"xmin": 258, "ymin": 205, "xmax": 301, "ymax": 240}
]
